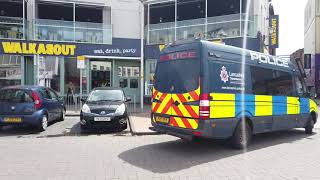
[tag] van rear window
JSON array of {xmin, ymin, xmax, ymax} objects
[{"xmin": 155, "ymin": 56, "xmax": 200, "ymax": 94}]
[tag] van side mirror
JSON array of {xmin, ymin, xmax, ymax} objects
[
  {"xmin": 125, "ymin": 97, "xmax": 131, "ymax": 102},
  {"xmin": 310, "ymin": 87, "xmax": 317, "ymax": 99}
]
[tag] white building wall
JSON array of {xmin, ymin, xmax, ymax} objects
[
  {"xmin": 305, "ymin": 0, "xmax": 317, "ymax": 54},
  {"xmin": 252, "ymin": 0, "xmax": 270, "ymax": 46}
]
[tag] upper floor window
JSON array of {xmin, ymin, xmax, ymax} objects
[{"xmin": 149, "ymin": 2, "xmax": 175, "ymax": 24}]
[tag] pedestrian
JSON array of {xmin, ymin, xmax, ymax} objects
[{"xmin": 67, "ymin": 81, "xmax": 75, "ymax": 105}]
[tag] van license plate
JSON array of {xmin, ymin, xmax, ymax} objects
[
  {"xmin": 94, "ymin": 117, "xmax": 111, "ymax": 122},
  {"xmin": 155, "ymin": 116, "xmax": 169, "ymax": 124},
  {"xmin": 4, "ymin": 117, "xmax": 22, "ymax": 123}
]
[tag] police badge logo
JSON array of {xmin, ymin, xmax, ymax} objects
[{"xmin": 220, "ymin": 66, "xmax": 229, "ymax": 83}]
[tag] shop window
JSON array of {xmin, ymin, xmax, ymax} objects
[
  {"xmin": 130, "ymin": 79, "xmax": 138, "ymax": 89},
  {"xmin": 120, "ymin": 79, "xmax": 128, "ymax": 88},
  {"xmin": 64, "ymin": 58, "xmax": 80, "ymax": 95},
  {"xmin": 0, "ymin": 55, "xmax": 22, "ymax": 89},
  {"xmin": 92, "ymin": 65, "xmax": 97, "ymax": 70},
  {"xmin": 118, "ymin": 66, "xmax": 140, "ymax": 77},
  {"xmin": 38, "ymin": 56, "xmax": 60, "ymax": 93}
]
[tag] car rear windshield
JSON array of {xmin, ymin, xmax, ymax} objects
[
  {"xmin": 0, "ymin": 89, "xmax": 34, "ymax": 103},
  {"xmin": 155, "ymin": 55, "xmax": 200, "ymax": 94},
  {"xmin": 87, "ymin": 90, "xmax": 124, "ymax": 102}
]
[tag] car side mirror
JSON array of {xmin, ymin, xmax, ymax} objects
[
  {"xmin": 58, "ymin": 96, "xmax": 64, "ymax": 102},
  {"xmin": 125, "ymin": 97, "xmax": 131, "ymax": 102},
  {"xmin": 310, "ymin": 87, "xmax": 317, "ymax": 99},
  {"xmin": 81, "ymin": 97, "xmax": 87, "ymax": 102}
]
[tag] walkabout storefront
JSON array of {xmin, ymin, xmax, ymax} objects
[{"xmin": 0, "ymin": 38, "xmax": 142, "ymax": 103}]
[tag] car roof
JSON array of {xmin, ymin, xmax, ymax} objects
[
  {"xmin": 0, "ymin": 85, "xmax": 45, "ymax": 91},
  {"xmin": 92, "ymin": 87, "xmax": 123, "ymax": 91}
]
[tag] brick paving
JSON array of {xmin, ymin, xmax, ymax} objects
[{"xmin": 0, "ymin": 117, "xmax": 320, "ymax": 180}]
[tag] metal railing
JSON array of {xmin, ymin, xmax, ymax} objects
[
  {"xmin": 146, "ymin": 14, "xmax": 258, "ymax": 44},
  {"xmin": 33, "ymin": 19, "xmax": 112, "ymax": 44},
  {"xmin": 63, "ymin": 94, "xmax": 140, "ymax": 114}
]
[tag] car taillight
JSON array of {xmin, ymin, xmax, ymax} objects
[
  {"xmin": 199, "ymin": 93, "xmax": 210, "ymax": 120},
  {"xmin": 32, "ymin": 91, "xmax": 42, "ymax": 109}
]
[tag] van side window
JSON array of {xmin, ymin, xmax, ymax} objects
[{"xmin": 251, "ymin": 66, "xmax": 294, "ymax": 96}]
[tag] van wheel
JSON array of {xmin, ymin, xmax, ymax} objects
[
  {"xmin": 231, "ymin": 120, "xmax": 252, "ymax": 149},
  {"xmin": 38, "ymin": 114, "xmax": 48, "ymax": 132},
  {"xmin": 305, "ymin": 117, "xmax": 314, "ymax": 135}
]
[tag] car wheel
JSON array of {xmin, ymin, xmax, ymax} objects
[
  {"xmin": 38, "ymin": 115, "xmax": 48, "ymax": 132},
  {"xmin": 231, "ymin": 120, "xmax": 252, "ymax": 149},
  {"xmin": 305, "ymin": 116, "xmax": 314, "ymax": 135},
  {"xmin": 60, "ymin": 109, "xmax": 66, "ymax": 121}
]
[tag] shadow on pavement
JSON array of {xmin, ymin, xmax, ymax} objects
[
  {"xmin": 36, "ymin": 122, "xmax": 130, "ymax": 138},
  {"xmin": 0, "ymin": 120, "xmax": 61, "ymax": 137},
  {"xmin": 118, "ymin": 129, "xmax": 316, "ymax": 174}
]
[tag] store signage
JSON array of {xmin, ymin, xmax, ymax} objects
[
  {"xmin": 1, "ymin": 42, "xmax": 76, "ymax": 56},
  {"xmin": 0, "ymin": 38, "xmax": 141, "ymax": 58},
  {"xmin": 77, "ymin": 56, "xmax": 86, "ymax": 69},
  {"xmin": 269, "ymin": 15, "xmax": 279, "ymax": 49}
]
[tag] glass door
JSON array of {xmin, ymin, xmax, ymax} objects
[{"xmin": 90, "ymin": 61, "xmax": 112, "ymax": 89}]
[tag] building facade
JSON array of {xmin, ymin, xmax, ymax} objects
[
  {"xmin": 0, "ymin": 0, "xmax": 277, "ymax": 104},
  {"xmin": 0, "ymin": 0, "xmax": 143, "ymax": 102},
  {"xmin": 143, "ymin": 0, "xmax": 276, "ymax": 102},
  {"xmin": 304, "ymin": 0, "xmax": 320, "ymax": 94}
]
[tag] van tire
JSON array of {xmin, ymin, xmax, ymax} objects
[
  {"xmin": 231, "ymin": 120, "xmax": 252, "ymax": 149},
  {"xmin": 305, "ymin": 116, "xmax": 314, "ymax": 135}
]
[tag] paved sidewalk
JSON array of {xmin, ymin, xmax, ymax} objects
[{"xmin": 129, "ymin": 115, "xmax": 158, "ymax": 135}]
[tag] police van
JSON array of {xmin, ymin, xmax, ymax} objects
[{"xmin": 151, "ymin": 40, "xmax": 318, "ymax": 149}]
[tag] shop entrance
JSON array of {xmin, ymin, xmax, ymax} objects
[{"xmin": 90, "ymin": 61, "xmax": 112, "ymax": 89}]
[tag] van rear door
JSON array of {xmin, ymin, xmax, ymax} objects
[{"xmin": 153, "ymin": 50, "xmax": 200, "ymax": 129}]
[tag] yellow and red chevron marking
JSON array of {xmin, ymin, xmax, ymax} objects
[
  {"xmin": 152, "ymin": 92, "xmax": 173, "ymax": 115},
  {"xmin": 171, "ymin": 87, "xmax": 200, "ymax": 118},
  {"xmin": 152, "ymin": 87, "xmax": 200, "ymax": 117},
  {"xmin": 169, "ymin": 117, "xmax": 199, "ymax": 130}
]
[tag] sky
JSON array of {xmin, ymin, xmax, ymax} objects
[{"xmin": 272, "ymin": 0, "xmax": 308, "ymax": 55}]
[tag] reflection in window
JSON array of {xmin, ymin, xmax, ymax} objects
[
  {"xmin": 119, "ymin": 79, "xmax": 128, "ymax": 88},
  {"xmin": 118, "ymin": 66, "xmax": 139, "ymax": 77},
  {"xmin": 65, "ymin": 58, "xmax": 80, "ymax": 94},
  {"xmin": 130, "ymin": 79, "xmax": 138, "ymax": 89},
  {"xmin": 251, "ymin": 66, "xmax": 293, "ymax": 96},
  {"xmin": 38, "ymin": 56, "xmax": 61, "ymax": 93},
  {"xmin": 0, "ymin": 55, "xmax": 21, "ymax": 89}
]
